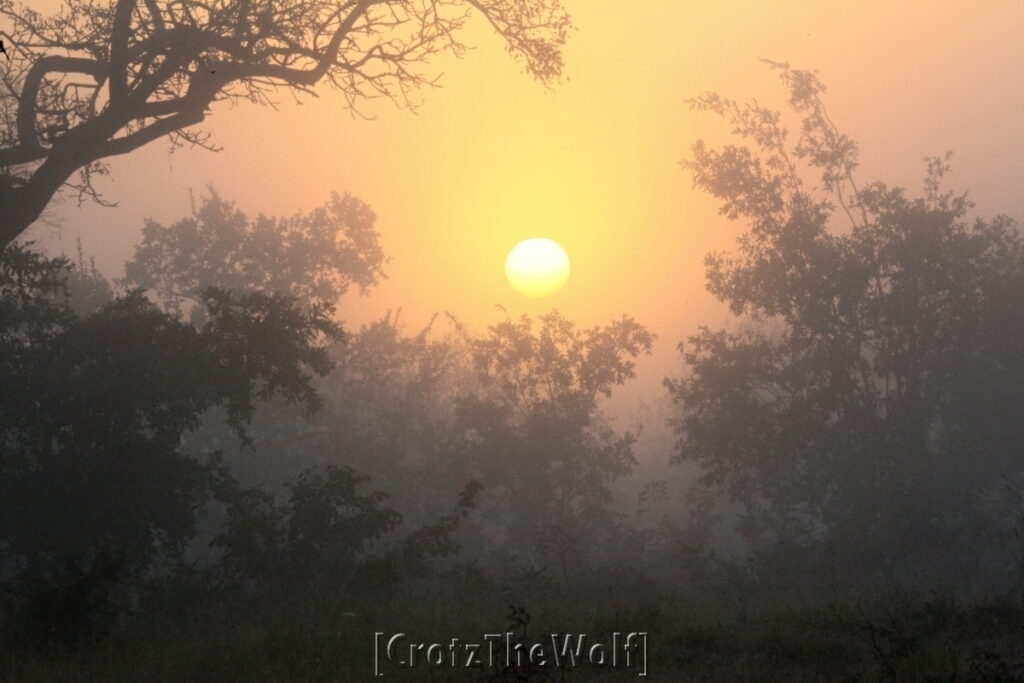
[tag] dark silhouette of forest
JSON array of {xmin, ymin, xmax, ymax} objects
[{"xmin": 3, "ymin": 1, "xmax": 1024, "ymax": 680}]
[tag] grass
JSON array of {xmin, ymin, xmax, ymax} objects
[{"xmin": 3, "ymin": 574, "xmax": 1024, "ymax": 682}]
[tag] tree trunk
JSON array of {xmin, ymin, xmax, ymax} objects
[{"xmin": 1, "ymin": 147, "xmax": 93, "ymax": 248}]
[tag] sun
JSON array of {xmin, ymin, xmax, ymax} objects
[{"xmin": 505, "ymin": 238, "xmax": 571, "ymax": 298}]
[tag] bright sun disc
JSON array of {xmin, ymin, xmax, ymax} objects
[{"xmin": 505, "ymin": 238, "xmax": 571, "ymax": 298}]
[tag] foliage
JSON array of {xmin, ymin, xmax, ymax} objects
[
  {"xmin": 122, "ymin": 188, "xmax": 386, "ymax": 318},
  {"xmin": 199, "ymin": 305, "xmax": 655, "ymax": 583},
  {"xmin": 61, "ymin": 243, "xmax": 115, "ymax": 315},
  {"xmin": 211, "ymin": 463, "xmax": 402, "ymax": 588},
  {"xmin": 113, "ymin": 186, "xmax": 391, "ymax": 489},
  {"xmin": 300, "ymin": 311, "xmax": 470, "ymax": 518},
  {"xmin": 210, "ymin": 457, "xmax": 484, "ymax": 595},
  {"xmin": 449, "ymin": 309, "xmax": 654, "ymax": 571},
  {"xmin": 0, "ymin": 243, "xmax": 341, "ymax": 644},
  {"xmin": 0, "ymin": 241, "xmax": 73, "ymax": 346},
  {"xmin": 668, "ymin": 61, "xmax": 1024, "ymax": 585}
]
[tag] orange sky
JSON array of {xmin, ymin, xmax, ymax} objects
[{"xmin": 30, "ymin": 1, "xmax": 1024, "ymax": 409}]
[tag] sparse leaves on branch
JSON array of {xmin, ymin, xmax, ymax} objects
[{"xmin": 0, "ymin": 0, "xmax": 572, "ymax": 246}]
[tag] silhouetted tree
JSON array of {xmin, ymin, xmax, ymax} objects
[
  {"xmin": 668, "ymin": 61, "xmax": 1024, "ymax": 587},
  {"xmin": 0, "ymin": 0, "xmax": 571, "ymax": 246},
  {"xmin": 122, "ymin": 187, "xmax": 386, "ymax": 319},
  {"xmin": 450, "ymin": 310, "xmax": 654, "ymax": 573},
  {"xmin": 0, "ymin": 242, "xmax": 341, "ymax": 643},
  {"xmin": 112, "ymin": 194, "xmax": 482, "ymax": 595},
  {"xmin": 304, "ymin": 312, "xmax": 469, "ymax": 518},
  {"xmin": 115, "ymin": 188, "xmax": 393, "ymax": 494},
  {"xmin": 61, "ymin": 237, "xmax": 115, "ymax": 315},
  {"xmin": 211, "ymin": 462, "xmax": 401, "ymax": 588},
  {"xmin": 211, "ymin": 461, "xmax": 482, "ymax": 593}
]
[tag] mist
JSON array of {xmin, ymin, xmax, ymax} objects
[{"xmin": 3, "ymin": 1, "xmax": 1024, "ymax": 680}]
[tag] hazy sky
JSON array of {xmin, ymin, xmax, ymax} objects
[{"xmin": 29, "ymin": 1, "xmax": 1024, "ymax": 407}]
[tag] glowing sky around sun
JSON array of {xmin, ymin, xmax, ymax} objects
[{"xmin": 26, "ymin": 1, "xmax": 1024, "ymax": 406}]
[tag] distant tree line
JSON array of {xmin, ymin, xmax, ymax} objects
[{"xmin": 0, "ymin": 188, "xmax": 653, "ymax": 647}]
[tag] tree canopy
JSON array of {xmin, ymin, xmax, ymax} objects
[
  {"xmin": 0, "ymin": 241, "xmax": 346, "ymax": 641},
  {"xmin": 122, "ymin": 187, "xmax": 386, "ymax": 318},
  {"xmin": 449, "ymin": 310, "xmax": 654, "ymax": 571},
  {"xmin": 668, "ymin": 62, "xmax": 1024, "ymax": 585}
]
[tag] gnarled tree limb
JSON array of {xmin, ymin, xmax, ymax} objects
[{"xmin": 0, "ymin": 0, "xmax": 570, "ymax": 247}]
